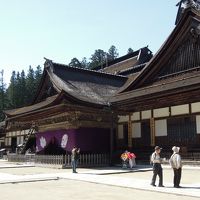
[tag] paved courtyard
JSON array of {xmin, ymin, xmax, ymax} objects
[{"xmin": 0, "ymin": 160, "xmax": 199, "ymax": 200}]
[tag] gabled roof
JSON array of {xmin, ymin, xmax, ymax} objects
[
  {"xmin": 112, "ymin": 71, "xmax": 200, "ymax": 104},
  {"xmin": 119, "ymin": 7, "xmax": 200, "ymax": 93},
  {"xmin": 4, "ymin": 95, "xmax": 58, "ymax": 117},
  {"xmin": 4, "ymin": 60, "xmax": 128, "ymax": 118},
  {"xmin": 43, "ymin": 60, "xmax": 127, "ymax": 105},
  {"xmin": 93, "ymin": 47, "xmax": 152, "ymax": 75}
]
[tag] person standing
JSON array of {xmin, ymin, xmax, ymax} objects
[
  {"xmin": 169, "ymin": 146, "xmax": 182, "ymax": 188},
  {"xmin": 127, "ymin": 152, "xmax": 136, "ymax": 168},
  {"xmin": 71, "ymin": 147, "xmax": 80, "ymax": 173},
  {"xmin": 150, "ymin": 146, "xmax": 164, "ymax": 187},
  {"xmin": 121, "ymin": 150, "xmax": 129, "ymax": 169}
]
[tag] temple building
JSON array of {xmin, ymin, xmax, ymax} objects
[
  {"xmin": 113, "ymin": 4, "xmax": 200, "ymax": 153},
  {"xmin": 3, "ymin": 47, "xmax": 151, "ymax": 154},
  {"xmin": 2, "ymin": 2, "xmax": 200, "ymax": 156}
]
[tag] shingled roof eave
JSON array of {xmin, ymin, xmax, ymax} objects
[{"xmin": 119, "ymin": 7, "xmax": 200, "ymax": 93}]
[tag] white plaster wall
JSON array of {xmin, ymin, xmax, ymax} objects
[
  {"xmin": 192, "ymin": 102, "xmax": 200, "ymax": 113},
  {"xmin": 196, "ymin": 115, "xmax": 200, "ymax": 134},
  {"xmin": 132, "ymin": 122, "xmax": 141, "ymax": 138},
  {"xmin": 118, "ymin": 115, "xmax": 129, "ymax": 123},
  {"xmin": 131, "ymin": 112, "xmax": 140, "ymax": 121},
  {"xmin": 153, "ymin": 107, "xmax": 169, "ymax": 118},
  {"xmin": 171, "ymin": 104, "xmax": 189, "ymax": 116},
  {"xmin": 155, "ymin": 119, "xmax": 167, "ymax": 136},
  {"xmin": 141, "ymin": 110, "xmax": 151, "ymax": 119},
  {"xmin": 118, "ymin": 124, "xmax": 124, "ymax": 139}
]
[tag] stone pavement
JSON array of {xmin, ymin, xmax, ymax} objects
[
  {"xmin": 0, "ymin": 160, "xmax": 199, "ymax": 198},
  {"xmin": 58, "ymin": 171, "xmax": 200, "ymax": 198}
]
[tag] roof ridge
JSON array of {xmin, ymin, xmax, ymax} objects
[
  {"xmin": 91, "ymin": 46, "xmax": 149, "ymax": 70},
  {"xmin": 51, "ymin": 61, "xmax": 127, "ymax": 78},
  {"xmin": 119, "ymin": 62, "xmax": 148, "ymax": 73},
  {"xmin": 101, "ymin": 55, "xmax": 139, "ymax": 71}
]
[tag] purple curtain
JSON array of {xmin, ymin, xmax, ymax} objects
[{"xmin": 36, "ymin": 128, "xmax": 110, "ymax": 153}]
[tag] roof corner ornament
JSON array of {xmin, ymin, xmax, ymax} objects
[
  {"xmin": 190, "ymin": 25, "xmax": 200, "ymax": 42},
  {"xmin": 175, "ymin": 0, "xmax": 200, "ymax": 25},
  {"xmin": 43, "ymin": 57, "xmax": 55, "ymax": 72},
  {"xmin": 187, "ymin": 0, "xmax": 200, "ymax": 9}
]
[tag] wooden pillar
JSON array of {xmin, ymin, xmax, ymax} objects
[
  {"xmin": 128, "ymin": 114, "xmax": 132, "ymax": 149},
  {"xmin": 110, "ymin": 112, "xmax": 114, "ymax": 166},
  {"xmin": 150, "ymin": 118, "xmax": 155, "ymax": 147}
]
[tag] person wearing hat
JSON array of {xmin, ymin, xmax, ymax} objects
[
  {"xmin": 169, "ymin": 146, "xmax": 182, "ymax": 188},
  {"xmin": 150, "ymin": 146, "xmax": 164, "ymax": 187}
]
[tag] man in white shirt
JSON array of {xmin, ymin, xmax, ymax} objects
[
  {"xmin": 169, "ymin": 146, "xmax": 182, "ymax": 188},
  {"xmin": 150, "ymin": 146, "xmax": 164, "ymax": 187}
]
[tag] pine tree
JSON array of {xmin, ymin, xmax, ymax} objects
[
  {"xmin": 0, "ymin": 70, "xmax": 6, "ymax": 121},
  {"xmin": 81, "ymin": 57, "xmax": 89, "ymax": 69},
  {"xmin": 69, "ymin": 58, "xmax": 82, "ymax": 68},
  {"xmin": 7, "ymin": 71, "xmax": 17, "ymax": 108},
  {"xmin": 18, "ymin": 70, "xmax": 27, "ymax": 106},
  {"xmin": 26, "ymin": 66, "xmax": 35, "ymax": 105},
  {"xmin": 127, "ymin": 48, "xmax": 134, "ymax": 54},
  {"xmin": 89, "ymin": 49, "xmax": 107, "ymax": 69},
  {"xmin": 35, "ymin": 65, "xmax": 42, "ymax": 88},
  {"xmin": 107, "ymin": 45, "xmax": 119, "ymax": 61},
  {"xmin": 15, "ymin": 71, "xmax": 21, "ymax": 107}
]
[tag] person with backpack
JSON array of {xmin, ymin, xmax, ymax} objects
[
  {"xmin": 169, "ymin": 146, "xmax": 182, "ymax": 188},
  {"xmin": 150, "ymin": 146, "xmax": 164, "ymax": 187}
]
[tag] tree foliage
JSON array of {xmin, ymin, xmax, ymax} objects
[
  {"xmin": 69, "ymin": 58, "xmax": 82, "ymax": 68},
  {"xmin": 0, "ymin": 70, "xmax": 7, "ymax": 121},
  {"xmin": 89, "ymin": 49, "xmax": 107, "ymax": 69},
  {"xmin": 127, "ymin": 48, "xmax": 134, "ymax": 54},
  {"xmin": 107, "ymin": 45, "xmax": 119, "ymax": 61},
  {"xmin": 68, "ymin": 45, "xmax": 120, "ymax": 69},
  {"xmin": 1, "ymin": 44, "xmax": 131, "ymax": 122},
  {"xmin": 0, "ymin": 66, "xmax": 43, "ymax": 121}
]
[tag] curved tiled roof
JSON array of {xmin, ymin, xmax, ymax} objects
[
  {"xmin": 4, "ymin": 60, "xmax": 128, "ymax": 117},
  {"xmin": 4, "ymin": 95, "xmax": 58, "ymax": 116},
  {"xmin": 47, "ymin": 62, "xmax": 127, "ymax": 105}
]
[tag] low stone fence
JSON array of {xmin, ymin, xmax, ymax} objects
[{"xmin": 7, "ymin": 154, "xmax": 110, "ymax": 168}]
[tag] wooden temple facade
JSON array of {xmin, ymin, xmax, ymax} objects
[
  {"xmin": 3, "ymin": 46, "xmax": 151, "ymax": 154},
  {"xmin": 112, "ymin": 5, "xmax": 200, "ymax": 153},
  {"xmin": 2, "ymin": 4, "xmax": 200, "ymax": 155}
]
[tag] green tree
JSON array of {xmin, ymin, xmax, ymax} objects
[
  {"xmin": 26, "ymin": 66, "xmax": 35, "ymax": 105},
  {"xmin": 0, "ymin": 70, "xmax": 6, "ymax": 121},
  {"xmin": 81, "ymin": 57, "xmax": 89, "ymax": 69},
  {"xmin": 15, "ymin": 71, "xmax": 21, "ymax": 107},
  {"xmin": 18, "ymin": 70, "xmax": 27, "ymax": 106},
  {"xmin": 127, "ymin": 48, "xmax": 134, "ymax": 54},
  {"xmin": 89, "ymin": 49, "xmax": 107, "ymax": 69},
  {"xmin": 107, "ymin": 45, "xmax": 119, "ymax": 61},
  {"xmin": 35, "ymin": 65, "xmax": 42, "ymax": 88},
  {"xmin": 69, "ymin": 58, "xmax": 82, "ymax": 68},
  {"xmin": 7, "ymin": 71, "xmax": 17, "ymax": 108}
]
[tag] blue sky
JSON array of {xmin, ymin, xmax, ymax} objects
[{"xmin": 0, "ymin": 0, "xmax": 178, "ymax": 85}]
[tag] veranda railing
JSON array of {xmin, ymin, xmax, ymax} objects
[{"xmin": 7, "ymin": 153, "xmax": 110, "ymax": 167}]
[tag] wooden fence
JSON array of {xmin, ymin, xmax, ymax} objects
[{"xmin": 7, "ymin": 154, "xmax": 110, "ymax": 167}]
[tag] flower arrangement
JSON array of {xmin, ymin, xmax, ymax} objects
[
  {"xmin": 121, "ymin": 152, "xmax": 136, "ymax": 161},
  {"xmin": 121, "ymin": 153, "xmax": 128, "ymax": 161}
]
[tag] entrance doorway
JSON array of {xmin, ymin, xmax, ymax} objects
[
  {"xmin": 11, "ymin": 137, "xmax": 17, "ymax": 153},
  {"xmin": 141, "ymin": 120, "xmax": 151, "ymax": 147}
]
